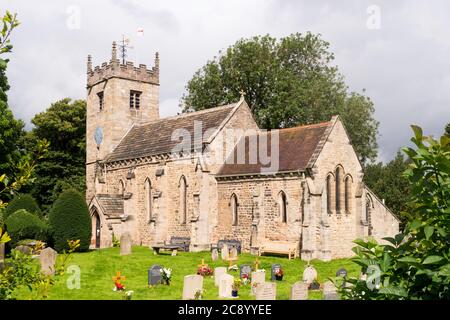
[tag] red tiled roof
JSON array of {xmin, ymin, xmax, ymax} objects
[{"xmin": 217, "ymin": 121, "xmax": 331, "ymax": 176}]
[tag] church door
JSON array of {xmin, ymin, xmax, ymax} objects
[{"xmin": 94, "ymin": 211, "xmax": 101, "ymax": 248}]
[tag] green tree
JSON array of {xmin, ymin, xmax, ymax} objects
[
  {"xmin": 23, "ymin": 98, "xmax": 86, "ymax": 209},
  {"xmin": 364, "ymin": 151, "xmax": 411, "ymax": 226},
  {"xmin": 48, "ymin": 189, "xmax": 91, "ymax": 252},
  {"xmin": 3, "ymin": 194, "xmax": 42, "ymax": 220},
  {"xmin": 182, "ymin": 33, "xmax": 379, "ymax": 164},
  {"xmin": 339, "ymin": 126, "xmax": 450, "ymax": 300},
  {"xmin": 4, "ymin": 209, "xmax": 47, "ymax": 246},
  {"xmin": 445, "ymin": 123, "xmax": 449, "ymax": 137}
]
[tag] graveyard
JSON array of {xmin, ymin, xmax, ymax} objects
[{"xmin": 12, "ymin": 246, "xmax": 357, "ymax": 300}]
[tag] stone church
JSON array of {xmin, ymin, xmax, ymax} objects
[{"xmin": 86, "ymin": 43, "xmax": 399, "ymax": 261}]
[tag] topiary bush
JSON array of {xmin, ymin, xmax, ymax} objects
[
  {"xmin": 4, "ymin": 194, "xmax": 42, "ymax": 221},
  {"xmin": 49, "ymin": 189, "xmax": 91, "ymax": 252},
  {"xmin": 4, "ymin": 209, "xmax": 48, "ymax": 246}
]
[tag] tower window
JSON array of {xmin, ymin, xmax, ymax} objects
[
  {"xmin": 97, "ymin": 91, "xmax": 104, "ymax": 110},
  {"xmin": 130, "ymin": 90, "xmax": 142, "ymax": 109}
]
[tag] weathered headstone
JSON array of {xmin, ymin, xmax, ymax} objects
[
  {"xmin": 302, "ymin": 265, "xmax": 318, "ymax": 284},
  {"xmin": 229, "ymin": 247, "xmax": 238, "ymax": 260},
  {"xmin": 239, "ymin": 264, "xmax": 252, "ymax": 279},
  {"xmin": 148, "ymin": 265, "xmax": 163, "ymax": 286},
  {"xmin": 120, "ymin": 232, "xmax": 132, "ymax": 256},
  {"xmin": 270, "ymin": 264, "xmax": 282, "ymax": 281},
  {"xmin": 214, "ymin": 267, "xmax": 227, "ymax": 286},
  {"xmin": 290, "ymin": 281, "xmax": 309, "ymax": 300},
  {"xmin": 255, "ymin": 282, "xmax": 276, "ymax": 300},
  {"xmin": 221, "ymin": 244, "xmax": 229, "ymax": 260},
  {"xmin": 323, "ymin": 281, "xmax": 339, "ymax": 300},
  {"xmin": 39, "ymin": 247, "xmax": 57, "ymax": 276},
  {"xmin": 251, "ymin": 270, "xmax": 266, "ymax": 295},
  {"xmin": 218, "ymin": 274, "xmax": 234, "ymax": 298},
  {"xmin": 211, "ymin": 248, "xmax": 219, "ymax": 261},
  {"xmin": 15, "ymin": 245, "xmax": 32, "ymax": 255},
  {"xmin": 171, "ymin": 249, "xmax": 177, "ymax": 256},
  {"xmin": 182, "ymin": 275, "xmax": 203, "ymax": 300}
]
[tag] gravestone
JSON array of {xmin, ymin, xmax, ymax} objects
[
  {"xmin": 148, "ymin": 265, "xmax": 163, "ymax": 286},
  {"xmin": 211, "ymin": 248, "xmax": 219, "ymax": 261},
  {"xmin": 302, "ymin": 265, "xmax": 318, "ymax": 284},
  {"xmin": 15, "ymin": 245, "xmax": 32, "ymax": 255},
  {"xmin": 229, "ymin": 247, "xmax": 238, "ymax": 260},
  {"xmin": 221, "ymin": 244, "xmax": 229, "ymax": 260},
  {"xmin": 240, "ymin": 264, "xmax": 252, "ymax": 279},
  {"xmin": 171, "ymin": 249, "xmax": 177, "ymax": 256},
  {"xmin": 323, "ymin": 281, "xmax": 339, "ymax": 300},
  {"xmin": 251, "ymin": 270, "xmax": 266, "ymax": 295},
  {"xmin": 120, "ymin": 232, "xmax": 132, "ymax": 256},
  {"xmin": 255, "ymin": 282, "xmax": 276, "ymax": 300},
  {"xmin": 218, "ymin": 274, "xmax": 234, "ymax": 298},
  {"xmin": 290, "ymin": 281, "xmax": 309, "ymax": 300},
  {"xmin": 214, "ymin": 267, "xmax": 227, "ymax": 286},
  {"xmin": 39, "ymin": 247, "xmax": 57, "ymax": 276},
  {"xmin": 270, "ymin": 264, "xmax": 282, "ymax": 281},
  {"xmin": 182, "ymin": 275, "xmax": 203, "ymax": 300}
]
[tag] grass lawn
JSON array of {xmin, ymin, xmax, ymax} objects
[{"xmin": 14, "ymin": 246, "xmax": 359, "ymax": 300}]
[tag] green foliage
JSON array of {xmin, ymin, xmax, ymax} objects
[
  {"xmin": 49, "ymin": 189, "xmax": 91, "ymax": 252},
  {"xmin": 182, "ymin": 33, "xmax": 379, "ymax": 164},
  {"xmin": 0, "ymin": 249, "xmax": 50, "ymax": 300},
  {"xmin": 3, "ymin": 194, "xmax": 42, "ymax": 220},
  {"xmin": 340, "ymin": 126, "xmax": 450, "ymax": 300},
  {"xmin": 23, "ymin": 98, "xmax": 86, "ymax": 210},
  {"xmin": 364, "ymin": 151, "xmax": 411, "ymax": 227},
  {"xmin": 445, "ymin": 123, "xmax": 449, "ymax": 137},
  {"xmin": 4, "ymin": 209, "xmax": 47, "ymax": 245}
]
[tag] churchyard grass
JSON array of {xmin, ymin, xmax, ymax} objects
[{"xmin": 14, "ymin": 246, "xmax": 357, "ymax": 300}]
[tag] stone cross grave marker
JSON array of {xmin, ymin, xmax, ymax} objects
[
  {"xmin": 255, "ymin": 282, "xmax": 276, "ymax": 300},
  {"xmin": 182, "ymin": 275, "xmax": 203, "ymax": 300},
  {"xmin": 39, "ymin": 247, "xmax": 57, "ymax": 276},
  {"xmin": 221, "ymin": 244, "xmax": 229, "ymax": 260},
  {"xmin": 211, "ymin": 248, "xmax": 219, "ymax": 261},
  {"xmin": 303, "ymin": 265, "xmax": 318, "ymax": 284},
  {"xmin": 290, "ymin": 281, "xmax": 309, "ymax": 300},
  {"xmin": 214, "ymin": 267, "xmax": 227, "ymax": 287},
  {"xmin": 148, "ymin": 265, "xmax": 163, "ymax": 286},
  {"xmin": 251, "ymin": 270, "xmax": 266, "ymax": 295},
  {"xmin": 240, "ymin": 264, "xmax": 252, "ymax": 280},
  {"xmin": 218, "ymin": 273, "xmax": 234, "ymax": 298},
  {"xmin": 229, "ymin": 247, "xmax": 238, "ymax": 260},
  {"xmin": 323, "ymin": 281, "xmax": 339, "ymax": 300},
  {"xmin": 120, "ymin": 232, "xmax": 132, "ymax": 256},
  {"xmin": 270, "ymin": 264, "xmax": 282, "ymax": 281}
]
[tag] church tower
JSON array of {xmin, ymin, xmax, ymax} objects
[{"xmin": 86, "ymin": 42, "xmax": 160, "ymax": 201}]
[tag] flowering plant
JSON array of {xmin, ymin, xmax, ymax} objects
[
  {"xmin": 241, "ymin": 274, "xmax": 250, "ymax": 285},
  {"xmin": 197, "ymin": 265, "xmax": 213, "ymax": 277},
  {"xmin": 160, "ymin": 268, "xmax": 172, "ymax": 285},
  {"xmin": 122, "ymin": 290, "xmax": 133, "ymax": 300},
  {"xmin": 114, "ymin": 281, "xmax": 125, "ymax": 291},
  {"xmin": 275, "ymin": 268, "xmax": 284, "ymax": 277},
  {"xmin": 232, "ymin": 278, "xmax": 242, "ymax": 291}
]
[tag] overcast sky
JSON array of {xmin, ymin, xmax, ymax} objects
[{"xmin": 2, "ymin": 0, "xmax": 449, "ymax": 162}]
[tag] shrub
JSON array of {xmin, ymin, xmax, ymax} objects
[
  {"xmin": 48, "ymin": 189, "xmax": 91, "ymax": 252},
  {"xmin": 3, "ymin": 194, "xmax": 42, "ymax": 221},
  {"xmin": 4, "ymin": 209, "xmax": 48, "ymax": 246}
]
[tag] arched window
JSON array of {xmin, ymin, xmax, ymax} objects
[
  {"xmin": 344, "ymin": 175, "xmax": 352, "ymax": 214},
  {"xmin": 278, "ymin": 191, "xmax": 287, "ymax": 223},
  {"xmin": 144, "ymin": 178, "xmax": 152, "ymax": 222},
  {"xmin": 179, "ymin": 176, "xmax": 187, "ymax": 224},
  {"xmin": 230, "ymin": 194, "xmax": 238, "ymax": 226},
  {"xmin": 119, "ymin": 179, "xmax": 125, "ymax": 196},
  {"xmin": 335, "ymin": 166, "xmax": 342, "ymax": 213},
  {"xmin": 326, "ymin": 174, "xmax": 334, "ymax": 214}
]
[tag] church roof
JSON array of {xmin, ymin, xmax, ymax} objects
[
  {"xmin": 217, "ymin": 121, "xmax": 331, "ymax": 176},
  {"xmin": 96, "ymin": 194, "xmax": 124, "ymax": 217},
  {"xmin": 106, "ymin": 103, "xmax": 238, "ymax": 162}
]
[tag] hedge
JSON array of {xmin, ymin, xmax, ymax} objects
[
  {"xmin": 4, "ymin": 194, "xmax": 42, "ymax": 220},
  {"xmin": 49, "ymin": 189, "xmax": 91, "ymax": 252},
  {"xmin": 4, "ymin": 209, "xmax": 48, "ymax": 245}
]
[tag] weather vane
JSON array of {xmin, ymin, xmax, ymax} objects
[{"xmin": 118, "ymin": 35, "xmax": 134, "ymax": 65}]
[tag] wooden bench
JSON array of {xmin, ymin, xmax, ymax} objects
[
  {"xmin": 152, "ymin": 237, "xmax": 190, "ymax": 254},
  {"xmin": 258, "ymin": 241, "xmax": 298, "ymax": 260},
  {"xmin": 211, "ymin": 239, "xmax": 242, "ymax": 254}
]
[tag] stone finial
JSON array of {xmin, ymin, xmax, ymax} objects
[
  {"xmin": 112, "ymin": 41, "xmax": 117, "ymax": 61},
  {"xmin": 154, "ymin": 52, "xmax": 160, "ymax": 69},
  {"xmin": 87, "ymin": 55, "xmax": 92, "ymax": 73}
]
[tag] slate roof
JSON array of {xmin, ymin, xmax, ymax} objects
[
  {"xmin": 96, "ymin": 194, "xmax": 124, "ymax": 217},
  {"xmin": 217, "ymin": 121, "xmax": 331, "ymax": 176},
  {"xmin": 106, "ymin": 103, "xmax": 238, "ymax": 162}
]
